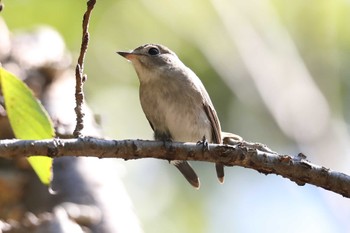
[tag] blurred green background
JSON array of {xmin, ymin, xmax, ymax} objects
[{"xmin": 2, "ymin": 0, "xmax": 350, "ymax": 232}]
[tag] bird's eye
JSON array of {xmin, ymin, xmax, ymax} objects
[{"xmin": 148, "ymin": 47, "xmax": 160, "ymax": 55}]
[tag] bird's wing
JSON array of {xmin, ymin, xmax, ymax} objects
[
  {"xmin": 203, "ymin": 101, "xmax": 225, "ymax": 183},
  {"xmin": 203, "ymin": 102, "xmax": 222, "ymax": 144}
]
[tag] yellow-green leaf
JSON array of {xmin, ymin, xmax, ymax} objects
[{"xmin": 0, "ymin": 68, "xmax": 54, "ymax": 184}]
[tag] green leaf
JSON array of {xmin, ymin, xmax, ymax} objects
[{"xmin": 0, "ymin": 68, "xmax": 54, "ymax": 185}]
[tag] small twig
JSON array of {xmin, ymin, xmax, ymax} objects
[
  {"xmin": 73, "ymin": 0, "xmax": 96, "ymax": 137},
  {"xmin": 1, "ymin": 137, "xmax": 350, "ymax": 198}
]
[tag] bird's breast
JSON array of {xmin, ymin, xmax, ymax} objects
[{"xmin": 140, "ymin": 80, "xmax": 212, "ymax": 142}]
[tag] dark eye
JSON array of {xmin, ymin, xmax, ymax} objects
[{"xmin": 148, "ymin": 47, "xmax": 160, "ymax": 55}]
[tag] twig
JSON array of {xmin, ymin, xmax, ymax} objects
[
  {"xmin": 0, "ymin": 137, "xmax": 350, "ymax": 198},
  {"xmin": 73, "ymin": 0, "xmax": 96, "ymax": 137}
]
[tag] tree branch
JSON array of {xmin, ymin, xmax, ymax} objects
[
  {"xmin": 73, "ymin": 0, "xmax": 96, "ymax": 137},
  {"xmin": 0, "ymin": 137, "xmax": 349, "ymax": 198}
]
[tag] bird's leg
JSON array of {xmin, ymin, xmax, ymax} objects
[
  {"xmin": 197, "ymin": 135, "xmax": 209, "ymax": 151},
  {"xmin": 161, "ymin": 139, "xmax": 173, "ymax": 164},
  {"xmin": 155, "ymin": 131, "xmax": 174, "ymax": 163}
]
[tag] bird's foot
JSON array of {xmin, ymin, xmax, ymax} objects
[{"xmin": 197, "ymin": 135, "xmax": 209, "ymax": 151}]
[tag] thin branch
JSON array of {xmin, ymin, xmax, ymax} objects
[
  {"xmin": 73, "ymin": 0, "xmax": 96, "ymax": 137},
  {"xmin": 0, "ymin": 137, "xmax": 350, "ymax": 198}
]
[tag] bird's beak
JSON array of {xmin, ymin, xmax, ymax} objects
[{"xmin": 117, "ymin": 51, "xmax": 135, "ymax": 60}]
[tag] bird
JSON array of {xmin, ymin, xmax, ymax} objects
[{"xmin": 117, "ymin": 44, "xmax": 225, "ymax": 188}]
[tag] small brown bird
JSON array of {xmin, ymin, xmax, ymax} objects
[{"xmin": 118, "ymin": 44, "xmax": 224, "ymax": 188}]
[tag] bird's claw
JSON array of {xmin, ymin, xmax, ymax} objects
[{"xmin": 197, "ymin": 135, "xmax": 209, "ymax": 151}]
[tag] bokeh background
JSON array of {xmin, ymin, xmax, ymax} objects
[{"xmin": 2, "ymin": 0, "xmax": 350, "ymax": 232}]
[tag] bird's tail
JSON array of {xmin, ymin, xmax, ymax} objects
[
  {"xmin": 216, "ymin": 163, "xmax": 225, "ymax": 184},
  {"xmin": 171, "ymin": 160, "xmax": 200, "ymax": 189}
]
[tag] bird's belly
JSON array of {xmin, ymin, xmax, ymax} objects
[
  {"xmin": 165, "ymin": 105, "xmax": 212, "ymax": 143},
  {"xmin": 140, "ymin": 82, "xmax": 213, "ymax": 143}
]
